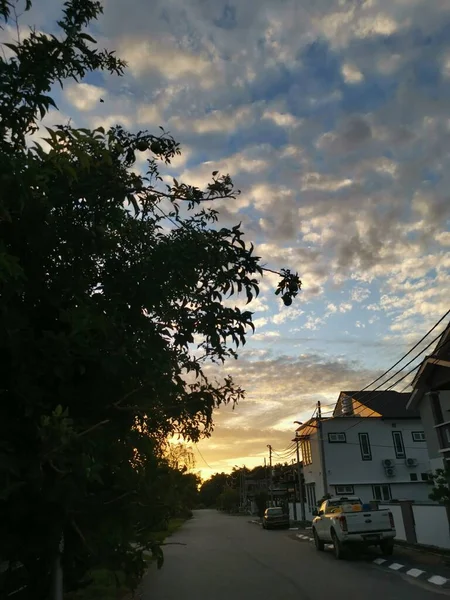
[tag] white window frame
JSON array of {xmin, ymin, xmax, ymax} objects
[
  {"xmin": 372, "ymin": 484, "xmax": 391, "ymax": 501},
  {"xmin": 359, "ymin": 432, "xmax": 372, "ymax": 461},
  {"xmin": 328, "ymin": 432, "xmax": 347, "ymax": 443},
  {"xmin": 412, "ymin": 431, "xmax": 426, "ymax": 442},
  {"xmin": 392, "ymin": 431, "xmax": 406, "ymax": 458},
  {"xmin": 335, "ymin": 485, "xmax": 354, "ymax": 495}
]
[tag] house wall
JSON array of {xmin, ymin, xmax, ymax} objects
[
  {"xmin": 419, "ymin": 399, "xmax": 441, "ymax": 461},
  {"xmin": 418, "ymin": 390, "xmax": 450, "ymax": 470},
  {"xmin": 322, "ymin": 418, "xmax": 431, "ymax": 502}
]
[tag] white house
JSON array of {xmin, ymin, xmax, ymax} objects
[
  {"xmin": 296, "ymin": 391, "xmax": 432, "ymax": 521},
  {"xmin": 407, "ymin": 320, "xmax": 450, "ymax": 472}
]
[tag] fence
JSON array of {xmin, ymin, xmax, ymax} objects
[{"xmin": 379, "ymin": 501, "xmax": 450, "ymax": 550}]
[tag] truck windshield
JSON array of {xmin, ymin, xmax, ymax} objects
[{"xmin": 328, "ymin": 499, "xmax": 362, "ymax": 510}]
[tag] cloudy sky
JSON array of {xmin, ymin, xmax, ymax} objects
[{"xmin": 13, "ymin": 0, "xmax": 450, "ymax": 477}]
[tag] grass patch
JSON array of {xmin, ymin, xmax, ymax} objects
[
  {"xmin": 64, "ymin": 518, "xmax": 188, "ymax": 600},
  {"xmin": 64, "ymin": 568, "xmax": 127, "ymax": 600},
  {"xmin": 148, "ymin": 517, "xmax": 187, "ymax": 543}
]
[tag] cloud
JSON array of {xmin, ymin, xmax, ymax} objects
[
  {"xmin": 65, "ymin": 83, "xmax": 106, "ymax": 111},
  {"xmin": 341, "ymin": 63, "xmax": 364, "ymax": 84}
]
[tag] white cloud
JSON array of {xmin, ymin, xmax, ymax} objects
[
  {"xmin": 342, "ymin": 63, "xmax": 364, "ymax": 84},
  {"xmin": 117, "ymin": 37, "xmax": 214, "ymax": 85},
  {"xmin": 339, "ymin": 303, "xmax": 353, "ymax": 313},
  {"xmin": 263, "ymin": 110, "xmax": 301, "ymax": 128},
  {"xmin": 171, "ymin": 106, "xmax": 253, "ymax": 134},
  {"xmin": 252, "ymin": 330, "xmax": 281, "ymax": 341},
  {"xmin": 350, "ymin": 287, "xmax": 371, "ymax": 303},
  {"xmin": 65, "ymin": 83, "xmax": 106, "ymax": 111}
]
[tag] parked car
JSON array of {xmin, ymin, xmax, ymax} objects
[
  {"xmin": 262, "ymin": 506, "xmax": 289, "ymax": 529},
  {"xmin": 312, "ymin": 496, "xmax": 396, "ymax": 559}
]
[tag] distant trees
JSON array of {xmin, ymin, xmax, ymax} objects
[
  {"xmin": 199, "ymin": 473, "xmax": 230, "ymax": 507},
  {"xmin": 218, "ymin": 488, "xmax": 240, "ymax": 513}
]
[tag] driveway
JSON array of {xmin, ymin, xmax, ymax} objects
[{"xmin": 142, "ymin": 509, "xmax": 450, "ymax": 599}]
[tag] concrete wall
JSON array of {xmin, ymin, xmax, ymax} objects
[
  {"xmin": 288, "ymin": 502, "xmax": 303, "ymax": 521},
  {"xmin": 379, "ymin": 504, "xmax": 406, "ymax": 540},
  {"xmin": 380, "ymin": 502, "xmax": 450, "ymax": 549},
  {"xmin": 413, "ymin": 505, "xmax": 450, "ymax": 549}
]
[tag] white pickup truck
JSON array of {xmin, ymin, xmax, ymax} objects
[{"xmin": 312, "ymin": 496, "xmax": 396, "ymax": 559}]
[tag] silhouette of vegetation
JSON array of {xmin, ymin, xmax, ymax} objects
[{"xmin": 0, "ymin": 0, "xmax": 300, "ymax": 596}]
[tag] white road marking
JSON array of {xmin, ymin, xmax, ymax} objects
[
  {"xmin": 289, "ymin": 527, "xmax": 299, "ymax": 530},
  {"xmin": 428, "ymin": 575, "xmax": 448, "ymax": 586},
  {"xmin": 373, "ymin": 558, "xmax": 387, "ymax": 565},
  {"xmin": 406, "ymin": 568, "xmax": 425, "ymax": 578},
  {"xmin": 388, "ymin": 563, "xmax": 404, "ymax": 571}
]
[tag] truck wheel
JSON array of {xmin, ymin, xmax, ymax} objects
[
  {"xmin": 380, "ymin": 540, "xmax": 394, "ymax": 556},
  {"xmin": 313, "ymin": 529, "xmax": 325, "ymax": 551},
  {"xmin": 331, "ymin": 530, "xmax": 345, "ymax": 560}
]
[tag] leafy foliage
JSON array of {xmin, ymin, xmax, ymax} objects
[
  {"xmin": 429, "ymin": 467, "xmax": 450, "ymax": 505},
  {"xmin": 0, "ymin": 1, "xmax": 300, "ymax": 597}
]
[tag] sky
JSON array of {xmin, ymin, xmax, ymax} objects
[{"xmin": 8, "ymin": 0, "xmax": 450, "ymax": 478}]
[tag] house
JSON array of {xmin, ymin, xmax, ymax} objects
[
  {"xmin": 407, "ymin": 320, "xmax": 450, "ymax": 472},
  {"xmin": 296, "ymin": 391, "xmax": 432, "ymax": 520}
]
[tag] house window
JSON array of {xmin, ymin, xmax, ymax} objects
[
  {"xmin": 335, "ymin": 485, "xmax": 354, "ymax": 495},
  {"xmin": 392, "ymin": 431, "xmax": 406, "ymax": 458},
  {"xmin": 359, "ymin": 433, "xmax": 372, "ymax": 461},
  {"xmin": 372, "ymin": 484, "xmax": 391, "ymax": 501},
  {"xmin": 301, "ymin": 439, "xmax": 312, "ymax": 465},
  {"xmin": 421, "ymin": 473, "xmax": 430, "ymax": 482},
  {"xmin": 328, "ymin": 432, "xmax": 346, "ymax": 443},
  {"xmin": 306, "ymin": 483, "xmax": 316, "ymax": 513},
  {"xmin": 412, "ymin": 431, "xmax": 426, "ymax": 442},
  {"xmin": 410, "ymin": 473, "xmax": 418, "ymax": 481}
]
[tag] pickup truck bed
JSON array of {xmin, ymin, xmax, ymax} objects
[{"xmin": 312, "ymin": 496, "xmax": 396, "ymax": 559}]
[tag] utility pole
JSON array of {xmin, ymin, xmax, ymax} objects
[
  {"xmin": 317, "ymin": 401, "xmax": 328, "ymax": 497},
  {"xmin": 291, "ymin": 460, "xmax": 297, "ymax": 521},
  {"xmin": 267, "ymin": 444, "xmax": 274, "ymax": 507},
  {"xmin": 293, "ymin": 437, "xmax": 306, "ymax": 521}
]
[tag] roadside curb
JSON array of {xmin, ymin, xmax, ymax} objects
[
  {"xmin": 372, "ymin": 557, "xmax": 450, "ymax": 588},
  {"xmin": 294, "ymin": 534, "xmax": 450, "ymax": 587}
]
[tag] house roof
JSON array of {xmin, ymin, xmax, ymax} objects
[{"xmin": 339, "ymin": 390, "xmax": 418, "ymax": 418}]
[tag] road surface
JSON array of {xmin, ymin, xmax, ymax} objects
[{"xmin": 143, "ymin": 510, "xmax": 449, "ymax": 600}]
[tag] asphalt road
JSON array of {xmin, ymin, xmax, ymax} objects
[{"xmin": 143, "ymin": 510, "xmax": 449, "ymax": 600}]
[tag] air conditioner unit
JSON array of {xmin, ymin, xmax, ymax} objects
[
  {"xmin": 382, "ymin": 459, "xmax": 394, "ymax": 468},
  {"xmin": 405, "ymin": 458, "xmax": 418, "ymax": 467},
  {"xmin": 385, "ymin": 467, "xmax": 395, "ymax": 477}
]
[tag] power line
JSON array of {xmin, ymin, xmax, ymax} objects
[
  {"xmin": 342, "ymin": 314, "xmax": 450, "ymax": 421},
  {"xmin": 194, "ymin": 444, "xmax": 213, "ymax": 470},
  {"xmin": 350, "ymin": 308, "xmax": 450, "ymax": 403},
  {"xmin": 341, "ymin": 336, "xmax": 450, "ymax": 434}
]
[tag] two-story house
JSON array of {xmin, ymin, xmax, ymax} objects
[
  {"xmin": 407, "ymin": 320, "xmax": 450, "ymax": 471},
  {"xmin": 296, "ymin": 391, "xmax": 432, "ymax": 520}
]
